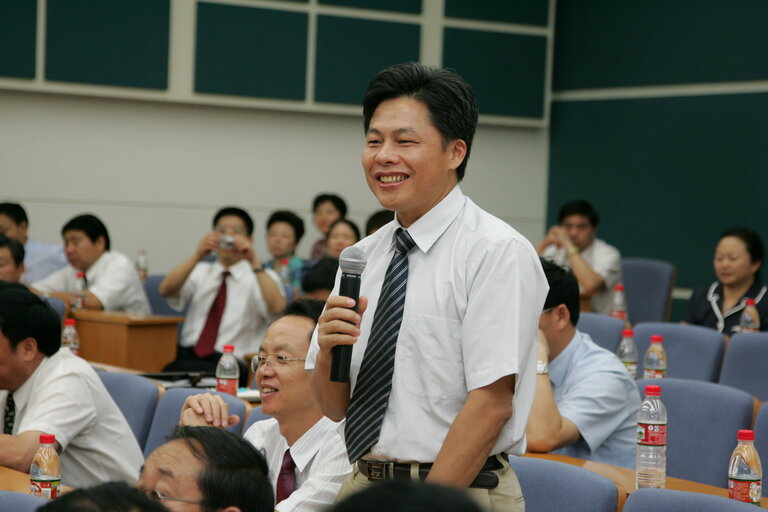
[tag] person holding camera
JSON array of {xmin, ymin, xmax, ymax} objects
[{"xmin": 160, "ymin": 206, "xmax": 285, "ymax": 382}]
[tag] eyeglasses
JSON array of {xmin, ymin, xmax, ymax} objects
[
  {"xmin": 215, "ymin": 226, "xmax": 246, "ymax": 235},
  {"xmin": 252, "ymin": 353, "xmax": 306, "ymax": 372},
  {"xmin": 144, "ymin": 488, "xmax": 202, "ymax": 505},
  {"xmin": 542, "ymin": 307, "xmax": 555, "ymax": 314}
]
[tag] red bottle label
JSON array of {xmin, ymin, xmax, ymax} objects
[
  {"xmin": 30, "ymin": 478, "xmax": 60, "ymax": 499},
  {"xmin": 728, "ymin": 477, "xmax": 761, "ymax": 505},
  {"xmin": 637, "ymin": 423, "xmax": 667, "ymax": 446},
  {"xmin": 643, "ymin": 369, "xmax": 666, "ymax": 379},
  {"xmin": 216, "ymin": 378, "xmax": 237, "ymax": 396},
  {"xmin": 610, "ymin": 310, "xmax": 626, "ymax": 320}
]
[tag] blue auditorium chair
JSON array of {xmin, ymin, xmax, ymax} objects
[
  {"xmin": 0, "ymin": 490, "xmax": 47, "ymax": 511},
  {"xmin": 576, "ymin": 312, "xmax": 624, "ymax": 353},
  {"xmin": 98, "ymin": 371, "xmax": 162, "ymax": 451},
  {"xmin": 624, "ymin": 488, "xmax": 758, "ymax": 511},
  {"xmin": 621, "ymin": 258, "xmax": 676, "ymax": 323},
  {"xmin": 633, "ymin": 322, "xmax": 725, "ymax": 381},
  {"xmin": 719, "ymin": 332, "xmax": 768, "ymax": 401},
  {"xmin": 753, "ymin": 402, "xmax": 768, "ymax": 497},
  {"xmin": 242, "ymin": 406, "xmax": 272, "ymax": 434}
]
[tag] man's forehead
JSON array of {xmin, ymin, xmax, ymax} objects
[
  {"xmin": 145, "ymin": 440, "xmax": 202, "ymax": 478},
  {"xmin": 262, "ymin": 316, "xmax": 314, "ymax": 351},
  {"xmin": 63, "ymin": 230, "xmax": 87, "ymax": 240}
]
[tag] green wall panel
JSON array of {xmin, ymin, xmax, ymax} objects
[
  {"xmin": 45, "ymin": 0, "xmax": 169, "ymax": 89},
  {"xmin": 443, "ymin": 28, "xmax": 546, "ymax": 118},
  {"xmin": 548, "ymin": 94, "xmax": 768, "ymax": 289},
  {"xmin": 0, "ymin": 0, "xmax": 36, "ymax": 79},
  {"xmin": 553, "ymin": 0, "xmax": 768, "ymax": 90},
  {"xmin": 315, "ymin": 16, "xmax": 419, "ymax": 105},
  {"xmin": 320, "ymin": 0, "xmax": 420, "ymax": 14},
  {"xmin": 195, "ymin": 3, "xmax": 307, "ymax": 100},
  {"xmin": 445, "ymin": 0, "xmax": 548, "ymax": 27}
]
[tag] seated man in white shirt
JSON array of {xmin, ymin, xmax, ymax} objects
[
  {"xmin": 30, "ymin": 214, "xmax": 150, "ymax": 314},
  {"xmin": 179, "ymin": 299, "xmax": 351, "ymax": 512},
  {"xmin": 0, "ymin": 235, "xmax": 25, "ymax": 283},
  {"xmin": 0, "ymin": 202, "xmax": 67, "ymax": 284},
  {"xmin": 526, "ymin": 260, "xmax": 640, "ymax": 468},
  {"xmin": 0, "ymin": 283, "xmax": 144, "ymax": 487},
  {"xmin": 160, "ymin": 206, "xmax": 285, "ymax": 385},
  {"xmin": 536, "ymin": 200, "xmax": 621, "ymax": 314}
]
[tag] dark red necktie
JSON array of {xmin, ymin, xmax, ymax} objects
[
  {"xmin": 194, "ymin": 270, "xmax": 230, "ymax": 358},
  {"xmin": 276, "ymin": 449, "xmax": 296, "ymax": 503}
]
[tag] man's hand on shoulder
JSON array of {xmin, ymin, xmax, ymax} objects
[{"xmin": 179, "ymin": 393, "xmax": 240, "ymax": 428}]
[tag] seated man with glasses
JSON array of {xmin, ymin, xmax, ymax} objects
[
  {"xmin": 160, "ymin": 206, "xmax": 285, "ymax": 384},
  {"xmin": 138, "ymin": 426, "xmax": 274, "ymax": 512},
  {"xmin": 179, "ymin": 300, "xmax": 350, "ymax": 512}
]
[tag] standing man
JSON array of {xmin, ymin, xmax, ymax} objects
[
  {"xmin": 536, "ymin": 200, "xmax": 621, "ymax": 314},
  {"xmin": 307, "ymin": 63, "xmax": 548, "ymax": 510}
]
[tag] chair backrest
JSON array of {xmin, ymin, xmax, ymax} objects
[
  {"xmin": 635, "ymin": 378, "xmax": 753, "ymax": 487},
  {"xmin": 44, "ymin": 296, "xmax": 66, "ymax": 322},
  {"xmin": 621, "ymin": 258, "xmax": 676, "ymax": 323},
  {"xmin": 509, "ymin": 456, "xmax": 619, "ymax": 512},
  {"xmin": 753, "ymin": 402, "xmax": 768, "ymax": 497},
  {"xmin": 97, "ymin": 372, "xmax": 162, "ymax": 451},
  {"xmin": 144, "ymin": 274, "xmax": 185, "ymax": 317},
  {"xmin": 624, "ymin": 488, "xmax": 758, "ymax": 512},
  {"xmin": 0, "ymin": 491, "xmax": 48, "ymax": 511},
  {"xmin": 576, "ymin": 312, "xmax": 624, "ymax": 353},
  {"xmin": 242, "ymin": 406, "xmax": 272, "ymax": 434},
  {"xmin": 633, "ymin": 322, "xmax": 725, "ymax": 381},
  {"xmin": 143, "ymin": 388, "xmax": 250, "ymax": 458},
  {"xmin": 719, "ymin": 332, "xmax": 768, "ymax": 401}
]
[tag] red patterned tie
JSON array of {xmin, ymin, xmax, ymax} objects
[
  {"xmin": 194, "ymin": 270, "xmax": 230, "ymax": 358},
  {"xmin": 276, "ymin": 449, "xmax": 296, "ymax": 503}
]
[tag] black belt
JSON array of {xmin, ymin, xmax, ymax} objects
[{"xmin": 356, "ymin": 454, "xmax": 505, "ymax": 489}]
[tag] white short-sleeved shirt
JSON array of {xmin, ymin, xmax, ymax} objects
[
  {"xmin": 541, "ymin": 238, "xmax": 622, "ymax": 314},
  {"xmin": 307, "ymin": 186, "xmax": 548, "ymax": 461},
  {"xmin": 244, "ymin": 417, "xmax": 350, "ymax": 512},
  {"xmin": 168, "ymin": 259, "xmax": 282, "ymax": 359},
  {"xmin": 549, "ymin": 330, "xmax": 641, "ymax": 468},
  {"xmin": 22, "ymin": 239, "xmax": 68, "ymax": 284},
  {"xmin": 32, "ymin": 251, "xmax": 150, "ymax": 314},
  {"xmin": 0, "ymin": 349, "xmax": 144, "ymax": 487}
]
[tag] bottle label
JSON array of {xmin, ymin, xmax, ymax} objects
[
  {"xmin": 728, "ymin": 477, "xmax": 761, "ymax": 505},
  {"xmin": 740, "ymin": 327, "xmax": 759, "ymax": 334},
  {"xmin": 621, "ymin": 361, "xmax": 637, "ymax": 379},
  {"xmin": 643, "ymin": 368, "xmax": 666, "ymax": 379},
  {"xmin": 30, "ymin": 478, "xmax": 60, "ymax": 499},
  {"xmin": 610, "ymin": 310, "xmax": 626, "ymax": 321},
  {"xmin": 216, "ymin": 378, "xmax": 237, "ymax": 396},
  {"xmin": 637, "ymin": 422, "xmax": 667, "ymax": 446}
]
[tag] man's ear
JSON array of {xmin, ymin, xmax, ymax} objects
[
  {"xmin": 16, "ymin": 337, "xmax": 40, "ymax": 362},
  {"xmin": 447, "ymin": 139, "xmax": 467, "ymax": 171}
]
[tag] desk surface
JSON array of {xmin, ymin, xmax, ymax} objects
[
  {"xmin": 72, "ymin": 309, "xmax": 183, "ymax": 325},
  {"xmin": 0, "ymin": 466, "xmax": 73, "ymax": 494}
]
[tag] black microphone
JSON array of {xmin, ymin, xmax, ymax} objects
[{"xmin": 331, "ymin": 246, "xmax": 367, "ymax": 383}]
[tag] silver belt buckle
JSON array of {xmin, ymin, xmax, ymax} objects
[{"xmin": 365, "ymin": 461, "xmax": 394, "ymax": 481}]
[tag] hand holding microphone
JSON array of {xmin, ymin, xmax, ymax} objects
[{"xmin": 330, "ymin": 246, "xmax": 367, "ymax": 382}]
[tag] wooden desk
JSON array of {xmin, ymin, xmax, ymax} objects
[
  {"xmin": 525, "ymin": 453, "xmax": 768, "ymax": 508},
  {"xmin": 0, "ymin": 466, "xmax": 73, "ymax": 494},
  {"xmin": 72, "ymin": 310, "xmax": 182, "ymax": 372}
]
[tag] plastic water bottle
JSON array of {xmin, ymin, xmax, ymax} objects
[
  {"xmin": 61, "ymin": 318, "xmax": 80, "ymax": 357},
  {"xmin": 616, "ymin": 329, "xmax": 638, "ymax": 379},
  {"xmin": 728, "ymin": 429, "xmax": 762, "ymax": 505},
  {"xmin": 643, "ymin": 335, "xmax": 667, "ymax": 379},
  {"xmin": 136, "ymin": 250, "xmax": 149, "ymax": 282},
  {"xmin": 72, "ymin": 271, "xmax": 87, "ymax": 309},
  {"xmin": 215, "ymin": 344, "xmax": 239, "ymax": 395},
  {"xmin": 278, "ymin": 258, "xmax": 291, "ymax": 285},
  {"xmin": 30, "ymin": 433, "xmax": 61, "ymax": 499},
  {"xmin": 636, "ymin": 384, "xmax": 667, "ymax": 489},
  {"xmin": 610, "ymin": 284, "xmax": 628, "ymax": 322},
  {"xmin": 739, "ymin": 298, "xmax": 760, "ymax": 333}
]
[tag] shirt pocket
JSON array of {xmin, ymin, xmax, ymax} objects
[{"xmin": 398, "ymin": 313, "xmax": 465, "ymax": 400}]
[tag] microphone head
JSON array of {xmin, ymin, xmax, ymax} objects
[{"xmin": 339, "ymin": 246, "xmax": 367, "ymax": 275}]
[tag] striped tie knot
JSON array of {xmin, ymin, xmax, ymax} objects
[{"xmin": 394, "ymin": 229, "xmax": 415, "ymax": 254}]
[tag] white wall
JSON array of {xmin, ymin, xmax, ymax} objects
[{"xmin": 0, "ymin": 89, "xmax": 548, "ymax": 273}]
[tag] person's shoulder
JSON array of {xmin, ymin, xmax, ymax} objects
[
  {"xmin": 36, "ymin": 349, "xmax": 99, "ymax": 388},
  {"xmin": 243, "ymin": 417, "xmax": 280, "ymax": 442},
  {"xmin": 100, "ymin": 251, "xmax": 135, "ymax": 270},
  {"xmin": 575, "ymin": 332, "xmax": 632, "ymax": 377},
  {"xmin": 593, "ymin": 238, "xmax": 621, "ymax": 257},
  {"xmin": 456, "ymin": 197, "xmax": 534, "ymax": 248}
]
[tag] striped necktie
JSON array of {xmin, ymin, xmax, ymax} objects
[
  {"xmin": 345, "ymin": 228, "xmax": 415, "ymax": 463},
  {"xmin": 3, "ymin": 393, "xmax": 15, "ymax": 435}
]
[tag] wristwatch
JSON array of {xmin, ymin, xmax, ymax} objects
[
  {"xmin": 252, "ymin": 263, "xmax": 266, "ymax": 273},
  {"xmin": 567, "ymin": 245, "xmax": 579, "ymax": 256},
  {"xmin": 536, "ymin": 360, "xmax": 549, "ymax": 375}
]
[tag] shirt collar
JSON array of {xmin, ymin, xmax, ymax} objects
[
  {"xmin": 391, "ymin": 185, "xmax": 465, "ymax": 254},
  {"xmin": 288, "ymin": 416, "xmax": 334, "ymax": 472},
  {"xmin": 84, "ymin": 251, "xmax": 109, "ymax": 283},
  {"xmin": 215, "ymin": 259, "xmax": 250, "ymax": 280},
  {"xmin": 548, "ymin": 330, "xmax": 585, "ymax": 388},
  {"xmin": 12, "ymin": 354, "xmax": 52, "ymax": 415}
]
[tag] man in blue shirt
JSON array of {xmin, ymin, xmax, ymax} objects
[
  {"xmin": 526, "ymin": 259, "xmax": 640, "ymax": 468},
  {"xmin": 0, "ymin": 202, "xmax": 66, "ymax": 284}
]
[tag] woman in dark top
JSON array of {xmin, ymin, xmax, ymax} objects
[{"xmin": 683, "ymin": 227, "xmax": 768, "ymax": 335}]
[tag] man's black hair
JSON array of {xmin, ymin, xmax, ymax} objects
[
  {"xmin": 362, "ymin": 62, "xmax": 478, "ymax": 181},
  {"xmin": 0, "ymin": 282, "xmax": 61, "ymax": 356},
  {"xmin": 213, "ymin": 206, "xmax": 255, "ymax": 237},
  {"xmin": 720, "ymin": 227, "xmax": 765, "ymax": 277},
  {"xmin": 330, "ymin": 480, "xmax": 482, "ymax": 512},
  {"xmin": 62, "ymin": 214, "xmax": 111, "ymax": 251},
  {"xmin": 312, "ymin": 194, "xmax": 348, "ymax": 217},
  {"xmin": 0, "ymin": 234, "xmax": 25, "ymax": 266},
  {"xmin": 168, "ymin": 426, "xmax": 273, "ymax": 512},
  {"xmin": 365, "ymin": 209, "xmax": 393, "ymax": 235},
  {"xmin": 0, "ymin": 202, "xmax": 28, "ymax": 225},
  {"xmin": 301, "ymin": 257, "xmax": 338, "ymax": 295},
  {"xmin": 541, "ymin": 258, "xmax": 581, "ymax": 325},
  {"xmin": 558, "ymin": 200, "xmax": 599, "ymax": 228},
  {"xmin": 38, "ymin": 481, "xmax": 166, "ymax": 512},
  {"xmin": 327, "ymin": 218, "xmax": 360, "ymax": 243},
  {"xmin": 267, "ymin": 210, "xmax": 306, "ymax": 245},
  {"xmin": 284, "ymin": 298, "xmax": 325, "ymax": 325}
]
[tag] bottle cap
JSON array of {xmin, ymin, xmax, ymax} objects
[
  {"xmin": 614, "ymin": 284, "xmax": 624, "ymax": 291},
  {"xmin": 737, "ymin": 429, "xmax": 755, "ymax": 441},
  {"xmin": 65, "ymin": 318, "xmax": 76, "ymax": 326},
  {"xmin": 223, "ymin": 345, "xmax": 235, "ymax": 353},
  {"xmin": 40, "ymin": 433, "xmax": 56, "ymax": 444},
  {"xmin": 281, "ymin": 259, "xmax": 288, "ymax": 265},
  {"xmin": 622, "ymin": 329, "xmax": 634, "ymax": 337},
  {"xmin": 745, "ymin": 298, "xmax": 756, "ymax": 306},
  {"xmin": 650, "ymin": 335, "xmax": 663, "ymax": 343},
  {"xmin": 644, "ymin": 385, "xmax": 661, "ymax": 396}
]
